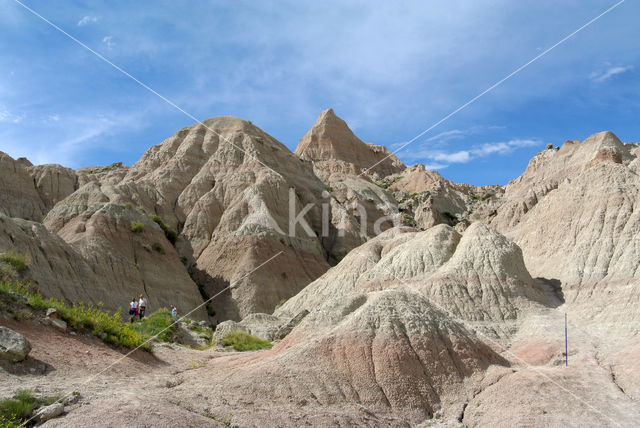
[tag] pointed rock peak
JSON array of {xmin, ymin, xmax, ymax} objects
[
  {"xmin": 583, "ymin": 131, "xmax": 623, "ymax": 149},
  {"xmin": 319, "ymin": 108, "xmax": 336, "ymax": 119},
  {"xmin": 305, "ymin": 108, "xmax": 358, "ymax": 143},
  {"xmin": 296, "ymin": 109, "xmax": 405, "ymax": 178}
]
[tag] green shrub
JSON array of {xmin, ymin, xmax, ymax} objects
[
  {"xmin": 442, "ymin": 210, "xmax": 457, "ymax": 221},
  {"xmin": 377, "ymin": 183, "xmax": 389, "ymax": 189},
  {"xmin": 326, "ymin": 186, "xmax": 333, "ymax": 193},
  {"xmin": 124, "ymin": 202, "xmax": 133, "ymax": 209},
  {"xmin": 142, "ymin": 244, "xmax": 152, "ymax": 252},
  {"xmin": 0, "ymin": 389, "xmax": 63, "ymax": 426},
  {"xmin": 469, "ymin": 194, "xmax": 481, "ymax": 200},
  {"xmin": 130, "ymin": 309, "xmax": 176, "ymax": 343},
  {"xmin": 0, "ymin": 253, "xmax": 27, "ymax": 273},
  {"xmin": 152, "ymin": 242, "xmax": 165, "ymax": 254},
  {"xmin": 409, "ymin": 193, "xmax": 418, "ymax": 198},
  {"xmin": 0, "ymin": 280, "xmax": 149, "ymax": 351},
  {"xmin": 130, "ymin": 221, "xmax": 145, "ymax": 233},
  {"xmin": 149, "ymin": 215, "xmax": 178, "ymax": 245},
  {"xmin": 0, "ymin": 389, "xmax": 39, "ymax": 426},
  {"xmin": 403, "ymin": 213, "xmax": 417, "ymax": 226},
  {"xmin": 221, "ymin": 330, "xmax": 272, "ymax": 352}
]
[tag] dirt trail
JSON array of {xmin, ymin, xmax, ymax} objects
[{"xmin": 0, "ymin": 318, "xmax": 227, "ymax": 427}]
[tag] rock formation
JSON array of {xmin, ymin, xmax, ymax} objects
[
  {"xmin": 0, "ymin": 152, "xmax": 47, "ymax": 221},
  {"xmin": 295, "ymin": 108, "xmax": 405, "ymax": 179},
  {"xmin": 1, "ymin": 110, "xmax": 639, "ymax": 425}
]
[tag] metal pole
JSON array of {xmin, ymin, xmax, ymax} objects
[{"xmin": 564, "ymin": 312, "xmax": 568, "ymax": 367}]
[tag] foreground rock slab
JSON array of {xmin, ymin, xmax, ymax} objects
[{"xmin": 0, "ymin": 326, "xmax": 32, "ymax": 362}]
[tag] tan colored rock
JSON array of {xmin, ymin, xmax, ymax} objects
[
  {"xmin": 0, "ymin": 152, "xmax": 47, "ymax": 221},
  {"xmin": 213, "ymin": 313, "xmax": 282, "ymax": 342},
  {"xmin": 490, "ymin": 131, "xmax": 640, "ymax": 328},
  {"xmin": 43, "ymin": 117, "xmax": 336, "ymax": 321},
  {"xmin": 28, "ymin": 163, "xmax": 78, "ymax": 210},
  {"xmin": 295, "ymin": 109, "xmax": 405, "ymax": 179},
  {"xmin": 388, "ymin": 164, "xmax": 503, "ymax": 229},
  {"xmin": 421, "ymin": 222, "xmax": 549, "ymax": 324},
  {"xmin": 181, "ymin": 288, "xmax": 507, "ymax": 423}
]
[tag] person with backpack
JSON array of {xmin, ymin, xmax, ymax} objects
[
  {"xmin": 170, "ymin": 305, "xmax": 178, "ymax": 322},
  {"xmin": 138, "ymin": 294, "xmax": 148, "ymax": 320},
  {"xmin": 129, "ymin": 298, "xmax": 138, "ymax": 323}
]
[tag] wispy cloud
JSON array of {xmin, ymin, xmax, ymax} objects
[
  {"xmin": 590, "ymin": 65, "xmax": 633, "ymax": 83},
  {"xmin": 391, "ymin": 127, "xmax": 483, "ymax": 150},
  {"xmin": 426, "ymin": 129, "xmax": 466, "ymax": 142},
  {"xmin": 404, "ymin": 138, "xmax": 543, "ymax": 169},
  {"xmin": 102, "ymin": 35, "xmax": 114, "ymax": 49},
  {"xmin": 77, "ymin": 15, "xmax": 98, "ymax": 26},
  {"xmin": 0, "ymin": 107, "xmax": 24, "ymax": 124}
]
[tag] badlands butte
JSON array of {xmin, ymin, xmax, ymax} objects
[{"xmin": 1, "ymin": 108, "xmax": 639, "ymax": 426}]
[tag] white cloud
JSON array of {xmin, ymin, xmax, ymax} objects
[
  {"xmin": 430, "ymin": 150, "xmax": 472, "ymax": 163},
  {"xmin": 78, "ymin": 15, "xmax": 98, "ymax": 26},
  {"xmin": 423, "ymin": 163, "xmax": 449, "ymax": 170},
  {"xmin": 0, "ymin": 107, "xmax": 23, "ymax": 124},
  {"xmin": 590, "ymin": 65, "xmax": 633, "ymax": 83},
  {"xmin": 102, "ymin": 35, "xmax": 114, "ymax": 49},
  {"xmin": 404, "ymin": 138, "xmax": 543, "ymax": 169},
  {"xmin": 426, "ymin": 129, "xmax": 466, "ymax": 143}
]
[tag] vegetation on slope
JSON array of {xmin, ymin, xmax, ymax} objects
[
  {"xmin": 0, "ymin": 389, "xmax": 63, "ymax": 427},
  {"xmin": 0, "ymin": 280, "xmax": 149, "ymax": 351},
  {"xmin": 129, "ymin": 309, "xmax": 176, "ymax": 343},
  {"xmin": 220, "ymin": 330, "xmax": 272, "ymax": 351},
  {"xmin": 149, "ymin": 214, "xmax": 178, "ymax": 245},
  {"xmin": 0, "ymin": 252, "xmax": 27, "ymax": 273}
]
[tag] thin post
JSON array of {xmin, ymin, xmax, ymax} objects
[{"xmin": 564, "ymin": 312, "xmax": 568, "ymax": 367}]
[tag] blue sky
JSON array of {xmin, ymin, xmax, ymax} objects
[{"xmin": 0, "ymin": 0, "xmax": 638, "ymax": 185}]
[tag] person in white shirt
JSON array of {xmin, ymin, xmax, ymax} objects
[
  {"xmin": 128, "ymin": 298, "xmax": 138, "ymax": 323},
  {"xmin": 138, "ymin": 294, "xmax": 148, "ymax": 320}
]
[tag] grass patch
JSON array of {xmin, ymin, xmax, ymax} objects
[
  {"xmin": 275, "ymin": 298, "xmax": 288, "ymax": 309},
  {"xmin": 409, "ymin": 192, "xmax": 418, "ymax": 198},
  {"xmin": 403, "ymin": 213, "xmax": 417, "ymax": 226},
  {"xmin": 469, "ymin": 194, "xmax": 481, "ymax": 200},
  {"xmin": 130, "ymin": 221, "xmax": 145, "ymax": 233},
  {"xmin": 377, "ymin": 183, "xmax": 389, "ymax": 189},
  {"xmin": 325, "ymin": 186, "xmax": 333, "ymax": 193},
  {"xmin": 152, "ymin": 242, "xmax": 165, "ymax": 254},
  {"xmin": 0, "ymin": 253, "xmax": 27, "ymax": 273},
  {"xmin": 0, "ymin": 389, "xmax": 63, "ymax": 427},
  {"xmin": 220, "ymin": 330, "xmax": 272, "ymax": 352},
  {"xmin": 442, "ymin": 210, "xmax": 457, "ymax": 221},
  {"xmin": 0, "ymin": 280, "xmax": 149, "ymax": 351},
  {"xmin": 0, "ymin": 389, "xmax": 38, "ymax": 426},
  {"xmin": 142, "ymin": 244, "xmax": 152, "ymax": 252},
  {"xmin": 149, "ymin": 215, "xmax": 178, "ymax": 245},
  {"xmin": 129, "ymin": 309, "xmax": 176, "ymax": 343}
]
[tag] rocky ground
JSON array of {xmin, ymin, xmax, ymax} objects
[{"xmin": 1, "ymin": 306, "xmax": 638, "ymax": 427}]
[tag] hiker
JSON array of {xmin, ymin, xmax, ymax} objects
[
  {"xmin": 171, "ymin": 305, "xmax": 178, "ymax": 322},
  {"xmin": 129, "ymin": 298, "xmax": 138, "ymax": 323},
  {"xmin": 138, "ymin": 294, "xmax": 148, "ymax": 320}
]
